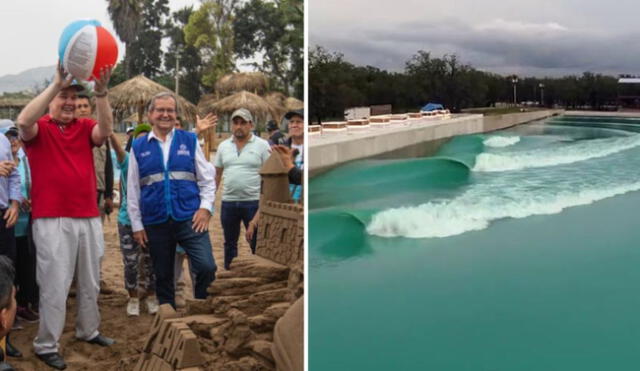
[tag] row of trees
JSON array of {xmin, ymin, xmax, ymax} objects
[
  {"xmin": 106, "ymin": 0, "xmax": 303, "ymax": 103},
  {"xmin": 309, "ymin": 46, "xmax": 619, "ymax": 123}
]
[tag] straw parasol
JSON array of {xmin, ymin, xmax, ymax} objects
[
  {"xmin": 207, "ymin": 90, "xmax": 279, "ymax": 126},
  {"xmin": 108, "ymin": 75, "xmax": 198, "ymax": 123},
  {"xmin": 197, "ymin": 93, "xmax": 218, "ymax": 115},
  {"xmin": 214, "ymin": 72, "xmax": 269, "ymax": 97},
  {"xmin": 285, "ymin": 97, "xmax": 303, "ymax": 111},
  {"xmin": 195, "ymin": 93, "xmax": 220, "ymax": 160},
  {"xmin": 265, "ymin": 92, "xmax": 288, "ymax": 123},
  {"xmin": 124, "ymin": 112, "xmax": 147, "ymax": 123}
]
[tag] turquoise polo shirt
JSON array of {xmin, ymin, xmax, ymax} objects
[
  {"xmin": 116, "ymin": 154, "xmax": 131, "ymax": 226},
  {"xmin": 214, "ymin": 134, "xmax": 271, "ymax": 201}
]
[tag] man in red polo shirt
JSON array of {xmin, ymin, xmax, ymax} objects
[{"xmin": 16, "ymin": 64, "xmax": 114, "ymax": 370}]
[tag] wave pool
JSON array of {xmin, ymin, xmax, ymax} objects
[{"xmin": 309, "ymin": 115, "xmax": 640, "ymax": 370}]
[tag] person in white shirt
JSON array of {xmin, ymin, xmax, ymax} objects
[{"xmin": 127, "ymin": 92, "xmax": 217, "ymax": 308}]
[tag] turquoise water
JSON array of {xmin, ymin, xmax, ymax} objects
[{"xmin": 309, "ymin": 116, "xmax": 640, "ymax": 370}]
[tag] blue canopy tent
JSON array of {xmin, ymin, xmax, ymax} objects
[{"xmin": 421, "ymin": 103, "xmax": 444, "ymax": 112}]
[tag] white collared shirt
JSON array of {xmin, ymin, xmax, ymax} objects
[{"xmin": 127, "ymin": 128, "xmax": 216, "ymax": 232}]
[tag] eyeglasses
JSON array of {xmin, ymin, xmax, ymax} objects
[
  {"xmin": 76, "ymin": 104, "xmax": 90, "ymax": 109},
  {"xmin": 154, "ymin": 108, "xmax": 176, "ymax": 114}
]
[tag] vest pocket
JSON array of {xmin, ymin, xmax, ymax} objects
[
  {"xmin": 140, "ymin": 185, "xmax": 165, "ymax": 220},
  {"xmin": 174, "ymin": 181, "xmax": 200, "ymax": 215}
]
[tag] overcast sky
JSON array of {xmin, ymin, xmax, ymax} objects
[
  {"xmin": 310, "ymin": 0, "xmax": 640, "ymax": 77},
  {"xmin": 0, "ymin": 0, "xmax": 198, "ymax": 76}
]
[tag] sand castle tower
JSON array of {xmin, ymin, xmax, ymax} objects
[{"xmin": 260, "ymin": 152, "xmax": 293, "ymax": 206}]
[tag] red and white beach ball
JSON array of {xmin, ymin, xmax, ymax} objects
[{"xmin": 58, "ymin": 20, "xmax": 118, "ymax": 81}]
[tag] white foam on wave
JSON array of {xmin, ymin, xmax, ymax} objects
[
  {"xmin": 483, "ymin": 136, "xmax": 521, "ymax": 148},
  {"xmin": 366, "ymin": 181, "xmax": 640, "ymax": 239},
  {"xmin": 473, "ymin": 134, "xmax": 640, "ymax": 172}
]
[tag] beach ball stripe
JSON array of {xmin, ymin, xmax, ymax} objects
[{"xmin": 58, "ymin": 20, "xmax": 118, "ymax": 81}]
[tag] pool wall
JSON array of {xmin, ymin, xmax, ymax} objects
[{"xmin": 309, "ymin": 109, "xmax": 563, "ymax": 176}]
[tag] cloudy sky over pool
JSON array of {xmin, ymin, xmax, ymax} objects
[{"xmin": 310, "ymin": 0, "xmax": 640, "ymax": 77}]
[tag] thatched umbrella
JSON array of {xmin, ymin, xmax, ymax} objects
[
  {"xmin": 265, "ymin": 92, "xmax": 288, "ymax": 123},
  {"xmin": 285, "ymin": 97, "xmax": 304, "ymax": 111},
  {"xmin": 214, "ymin": 72, "xmax": 269, "ymax": 97},
  {"xmin": 124, "ymin": 112, "xmax": 147, "ymax": 123},
  {"xmin": 197, "ymin": 93, "xmax": 218, "ymax": 115},
  {"xmin": 208, "ymin": 90, "xmax": 279, "ymax": 127},
  {"xmin": 195, "ymin": 93, "xmax": 219, "ymax": 160},
  {"xmin": 108, "ymin": 75, "xmax": 198, "ymax": 124}
]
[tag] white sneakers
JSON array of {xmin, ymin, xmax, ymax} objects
[
  {"xmin": 127, "ymin": 296, "xmax": 159, "ymax": 316},
  {"xmin": 146, "ymin": 296, "xmax": 159, "ymax": 315},
  {"xmin": 127, "ymin": 298, "xmax": 140, "ymax": 317}
]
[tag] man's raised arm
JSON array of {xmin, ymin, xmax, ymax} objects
[
  {"xmin": 17, "ymin": 63, "xmax": 72, "ymax": 141},
  {"xmin": 91, "ymin": 66, "xmax": 114, "ymax": 146}
]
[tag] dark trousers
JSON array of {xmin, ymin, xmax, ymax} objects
[
  {"xmin": 16, "ymin": 230, "xmax": 38, "ymax": 308},
  {"xmin": 220, "ymin": 200, "xmax": 259, "ymax": 270},
  {"xmin": 0, "ymin": 211, "xmax": 16, "ymax": 263},
  {"xmin": 146, "ymin": 219, "xmax": 216, "ymax": 308}
]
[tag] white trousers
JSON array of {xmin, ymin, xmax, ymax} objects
[{"xmin": 32, "ymin": 217, "xmax": 104, "ymax": 354}]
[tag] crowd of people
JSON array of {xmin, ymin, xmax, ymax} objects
[{"xmin": 0, "ymin": 63, "xmax": 304, "ymax": 370}]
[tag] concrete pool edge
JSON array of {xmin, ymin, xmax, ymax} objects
[{"xmin": 309, "ymin": 109, "xmax": 564, "ymax": 177}]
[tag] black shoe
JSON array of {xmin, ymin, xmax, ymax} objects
[
  {"xmin": 86, "ymin": 334, "xmax": 115, "ymax": 347},
  {"xmin": 0, "ymin": 361, "xmax": 14, "ymax": 371},
  {"xmin": 16, "ymin": 306, "xmax": 39, "ymax": 323},
  {"xmin": 5, "ymin": 341, "xmax": 21, "ymax": 358},
  {"xmin": 36, "ymin": 352, "xmax": 66, "ymax": 370}
]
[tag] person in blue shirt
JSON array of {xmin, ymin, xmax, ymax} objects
[
  {"xmin": 4, "ymin": 127, "xmax": 39, "ymax": 329},
  {"xmin": 0, "ymin": 126, "xmax": 22, "ymax": 366},
  {"xmin": 109, "ymin": 125, "xmax": 158, "ymax": 317},
  {"xmin": 282, "ymin": 109, "xmax": 304, "ymax": 203}
]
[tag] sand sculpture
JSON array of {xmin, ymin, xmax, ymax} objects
[{"xmin": 134, "ymin": 152, "xmax": 304, "ymax": 370}]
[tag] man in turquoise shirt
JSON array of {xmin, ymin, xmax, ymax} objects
[{"xmin": 214, "ymin": 108, "xmax": 271, "ymax": 269}]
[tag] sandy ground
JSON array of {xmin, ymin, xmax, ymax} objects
[{"xmin": 9, "ymin": 194, "xmax": 252, "ymax": 370}]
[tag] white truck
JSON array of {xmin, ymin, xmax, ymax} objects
[{"xmin": 344, "ymin": 106, "xmax": 371, "ymax": 120}]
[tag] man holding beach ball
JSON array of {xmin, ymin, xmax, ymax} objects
[{"xmin": 14, "ymin": 19, "xmax": 118, "ymax": 370}]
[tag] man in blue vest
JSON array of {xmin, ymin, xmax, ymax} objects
[{"xmin": 127, "ymin": 92, "xmax": 217, "ymax": 308}]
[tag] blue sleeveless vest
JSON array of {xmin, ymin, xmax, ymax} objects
[{"xmin": 133, "ymin": 130, "xmax": 200, "ymax": 225}]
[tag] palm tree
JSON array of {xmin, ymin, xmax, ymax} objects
[{"xmin": 106, "ymin": 0, "xmax": 143, "ymax": 77}]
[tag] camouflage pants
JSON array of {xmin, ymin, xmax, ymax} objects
[{"xmin": 118, "ymin": 223, "xmax": 155, "ymax": 293}]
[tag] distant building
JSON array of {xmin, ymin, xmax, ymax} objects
[
  {"xmin": 0, "ymin": 97, "xmax": 30, "ymax": 120},
  {"xmin": 617, "ymin": 76, "xmax": 640, "ymax": 109}
]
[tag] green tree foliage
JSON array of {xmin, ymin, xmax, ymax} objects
[
  {"xmin": 405, "ymin": 52, "xmax": 494, "ymax": 110},
  {"xmin": 107, "ymin": 62, "xmax": 127, "ymax": 88},
  {"xmin": 184, "ymin": 0, "xmax": 237, "ymax": 89},
  {"xmin": 233, "ymin": 0, "xmax": 303, "ymax": 98},
  {"xmin": 309, "ymin": 46, "xmax": 364, "ymax": 123},
  {"xmin": 164, "ymin": 6, "xmax": 204, "ymax": 103},
  {"xmin": 309, "ymin": 45, "xmax": 620, "ymax": 122},
  {"xmin": 152, "ymin": 74, "xmax": 176, "ymax": 91},
  {"xmin": 126, "ymin": 0, "xmax": 170, "ymax": 78},
  {"xmin": 107, "ymin": 0, "xmax": 143, "ymax": 77}
]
